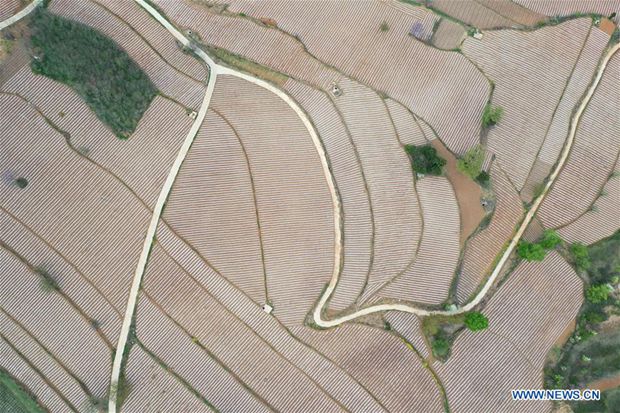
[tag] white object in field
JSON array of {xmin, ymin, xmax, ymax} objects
[
  {"xmin": 262, "ymin": 304, "xmax": 273, "ymax": 314},
  {"xmin": 331, "ymin": 83, "xmax": 342, "ymax": 97},
  {"xmin": 188, "ymin": 110, "xmax": 197, "ymax": 119},
  {"xmin": 473, "ymin": 31, "xmax": 484, "ymax": 40}
]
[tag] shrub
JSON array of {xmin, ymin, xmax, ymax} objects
[
  {"xmin": 34, "ymin": 267, "xmax": 59, "ymax": 292},
  {"xmin": 482, "ymin": 104, "xmax": 503, "ymax": 128},
  {"xmin": 404, "ymin": 144, "xmax": 446, "ymax": 176},
  {"xmin": 464, "ymin": 312, "xmax": 488, "ymax": 332},
  {"xmin": 14, "ymin": 177, "xmax": 28, "ymax": 189},
  {"xmin": 539, "ymin": 229, "xmax": 562, "ymax": 250},
  {"xmin": 29, "ymin": 10, "xmax": 157, "ymax": 139},
  {"xmin": 571, "ymin": 242, "xmax": 591, "ymax": 271},
  {"xmin": 431, "ymin": 337, "xmax": 450, "ymax": 358},
  {"xmin": 586, "ymin": 285, "xmax": 612, "ymax": 304},
  {"xmin": 475, "ymin": 170, "xmax": 490, "ymax": 186},
  {"xmin": 380, "ymin": 21, "xmax": 389, "ymax": 32},
  {"xmin": 457, "ymin": 144, "xmax": 485, "ymax": 179},
  {"xmin": 517, "ymin": 241, "xmax": 547, "ymax": 261}
]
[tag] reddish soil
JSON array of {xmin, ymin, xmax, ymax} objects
[
  {"xmin": 431, "ymin": 139, "xmax": 485, "ymax": 245},
  {"xmin": 588, "ymin": 374, "xmax": 620, "ymax": 391},
  {"xmin": 553, "ymin": 318, "xmax": 576, "ymax": 349},
  {"xmin": 599, "ymin": 18, "xmax": 616, "ymax": 36}
]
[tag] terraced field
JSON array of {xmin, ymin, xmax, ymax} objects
[{"xmin": 2, "ymin": 1, "xmax": 619, "ymax": 412}]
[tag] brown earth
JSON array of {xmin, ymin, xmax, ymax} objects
[
  {"xmin": 431, "ymin": 139, "xmax": 485, "ymax": 245},
  {"xmin": 599, "ymin": 18, "xmax": 616, "ymax": 36},
  {"xmin": 553, "ymin": 318, "xmax": 576, "ymax": 349},
  {"xmin": 588, "ymin": 373, "xmax": 620, "ymax": 391}
]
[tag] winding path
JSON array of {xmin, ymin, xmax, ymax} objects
[
  {"xmin": 0, "ymin": 0, "xmax": 42, "ymax": 30},
  {"xmin": 109, "ymin": 1, "xmax": 620, "ymax": 409}
]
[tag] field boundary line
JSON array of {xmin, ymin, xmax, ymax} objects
[{"xmin": 107, "ymin": 9, "xmax": 217, "ymax": 406}]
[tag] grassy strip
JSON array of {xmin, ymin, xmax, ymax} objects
[
  {"xmin": 201, "ymin": 43, "xmax": 288, "ymax": 85},
  {"xmin": 545, "ymin": 231, "xmax": 620, "ymax": 410},
  {"xmin": 0, "ymin": 368, "xmax": 45, "ymax": 413},
  {"xmin": 29, "ymin": 9, "xmax": 157, "ymax": 139}
]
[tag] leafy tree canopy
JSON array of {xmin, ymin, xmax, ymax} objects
[
  {"xmin": 539, "ymin": 229, "xmax": 562, "ymax": 250},
  {"xmin": 30, "ymin": 10, "xmax": 157, "ymax": 139},
  {"xmin": 464, "ymin": 311, "xmax": 488, "ymax": 332},
  {"xmin": 404, "ymin": 144, "xmax": 446, "ymax": 176},
  {"xmin": 482, "ymin": 104, "xmax": 503, "ymax": 128},
  {"xmin": 570, "ymin": 242, "xmax": 591, "ymax": 271},
  {"xmin": 457, "ymin": 144, "xmax": 485, "ymax": 179},
  {"xmin": 517, "ymin": 241, "xmax": 547, "ymax": 261},
  {"xmin": 585, "ymin": 284, "xmax": 612, "ymax": 304}
]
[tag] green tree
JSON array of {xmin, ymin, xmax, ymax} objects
[
  {"xmin": 539, "ymin": 229, "xmax": 562, "ymax": 250},
  {"xmin": 570, "ymin": 242, "xmax": 591, "ymax": 271},
  {"xmin": 482, "ymin": 104, "xmax": 503, "ymax": 128},
  {"xmin": 14, "ymin": 177, "xmax": 28, "ymax": 189},
  {"xmin": 464, "ymin": 311, "xmax": 488, "ymax": 332},
  {"xmin": 586, "ymin": 284, "xmax": 612, "ymax": 304},
  {"xmin": 457, "ymin": 144, "xmax": 485, "ymax": 179},
  {"xmin": 404, "ymin": 144, "xmax": 446, "ymax": 176},
  {"xmin": 475, "ymin": 170, "xmax": 490, "ymax": 186},
  {"xmin": 517, "ymin": 241, "xmax": 547, "ymax": 261}
]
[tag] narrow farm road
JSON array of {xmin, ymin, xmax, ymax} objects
[
  {"xmin": 0, "ymin": 0, "xmax": 42, "ymax": 30},
  {"xmin": 110, "ymin": 1, "xmax": 620, "ymax": 409}
]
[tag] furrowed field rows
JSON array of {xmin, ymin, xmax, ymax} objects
[
  {"xmin": 558, "ymin": 158, "xmax": 620, "ymax": 244},
  {"xmin": 2, "ymin": 68, "xmax": 193, "ymax": 207},
  {"xmin": 376, "ymin": 176, "xmax": 460, "ymax": 305},
  {"xmin": 222, "ymin": 0, "xmax": 490, "ymax": 154},
  {"xmin": 152, "ymin": 223, "xmax": 386, "ymax": 412},
  {"xmin": 0, "ymin": 249, "xmax": 110, "ymax": 399},
  {"xmin": 123, "ymin": 346, "xmax": 212, "ymax": 413},
  {"xmin": 0, "ymin": 338, "xmax": 71, "ymax": 412},
  {"xmin": 522, "ymin": 26, "xmax": 609, "ymax": 201},
  {"xmin": 49, "ymin": 0, "xmax": 205, "ymax": 110},
  {"xmin": 385, "ymin": 98, "xmax": 428, "ymax": 147},
  {"xmin": 462, "ymin": 18, "xmax": 591, "ymax": 190},
  {"xmin": 153, "ymin": 0, "xmax": 341, "ymax": 90},
  {"xmin": 515, "ymin": 0, "xmax": 620, "ymax": 22},
  {"xmin": 1, "ymin": 211, "xmax": 121, "ymax": 342},
  {"xmin": 293, "ymin": 324, "xmax": 443, "ymax": 412},
  {"xmin": 431, "ymin": 18, "xmax": 466, "ymax": 50},
  {"xmin": 90, "ymin": 0, "xmax": 207, "ymax": 81},
  {"xmin": 137, "ymin": 281, "xmax": 271, "ymax": 412},
  {"xmin": 163, "ymin": 109, "xmax": 266, "ymax": 305},
  {"xmin": 333, "ymin": 78, "xmax": 421, "ymax": 303},
  {"xmin": 538, "ymin": 52, "xmax": 620, "ymax": 229},
  {"xmin": 435, "ymin": 252, "xmax": 582, "ymax": 413},
  {"xmin": 486, "ymin": 252, "xmax": 583, "ymax": 368},
  {"xmin": 0, "ymin": 311, "xmax": 91, "ymax": 410},
  {"xmin": 456, "ymin": 163, "xmax": 524, "ymax": 304},
  {"xmin": 208, "ymin": 74, "xmax": 334, "ymax": 326},
  {"xmin": 0, "ymin": 0, "xmax": 20, "ymax": 21},
  {"xmin": 0, "ymin": 94, "xmax": 149, "ymax": 312},
  {"xmin": 284, "ymin": 79, "xmax": 372, "ymax": 313},
  {"xmin": 154, "ymin": 0, "xmax": 490, "ymax": 154},
  {"xmin": 429, "ymin": 0, "xmax": 518, "ymax": 28},
  {"xmin": 139, "ymin": 242, "xmax": 384, "ymax": 412},
  {"xmin": 384, "ymin": 311, "xmax": 430, "ymax": 358},
  {"xmin": 435, "ymin": 329, "xmax": 544, "ymax": 413}
]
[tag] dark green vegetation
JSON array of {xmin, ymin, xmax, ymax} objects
[
  {"xmin": 517, "ymin": 240, "xmax": 546, "ymax": 261},
  {"xmin": 34, "ymin": 267, "xmax": 59, "ymax": 292},
  {"xmin": 517, "ymin": 230, "xmax": 562, "ymax": 261},
  {"xmin": 475, "ymin": 170, "xmax": 490, "ymax": 186},
  {"xmin": 422, "ymin": 313, "xmax": 466, "ymax": 361},
  {"xmin": 571, "ymin": 242, "xmax": 592, "ymax": 271},
  {"xmin": 545, "ymin": 231, "xmax": 620, "ymax": 411},
  {"xmin": 0, "ymin": 369, "xmax": 45, "ymax": 413},
  {"xmin": 14, "ymin": 177, "xmax": 28, "ymax": 189},
  {"xmin": 571, "ymin": 388, "xmax": 620, "ymax": 413},
  {"xmin": 29, "ymin": 10, "xmax": 157, "ymax": 139},
  {"xmin": 380, "ymin": 21, "xmax": 389, "ymax": 32},
  {"xmin": 405, "ymin": 144, "xmax": 446, "ymax": 176},
  {"xmin": 464, "ymin": 311, "xmax": 488, "ymax": 332},
  {"xmin": 481, "ymin": 104, "xmax": 503, "ymax": 128},
  {"xmin": 456, "ymin": 145, "xmax": 485, "ymax": 179}
]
